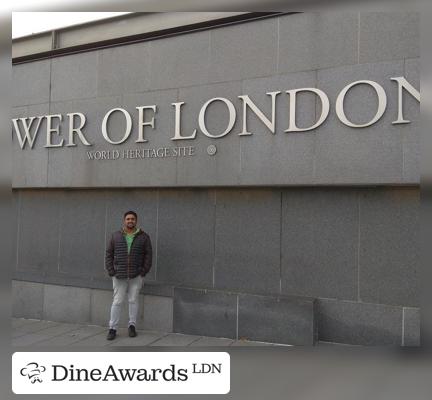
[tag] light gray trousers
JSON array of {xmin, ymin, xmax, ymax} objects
[{"xmin": 108, "ymin": 275, "xmax": 144, "ymax": 330}]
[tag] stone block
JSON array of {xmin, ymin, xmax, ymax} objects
[
  {"xmin": 12, "ymin": 280, "xmax": 44, "ymax": 319},
  {"xmin": 214, "ymin": 189, "xmax": 281, "ymax": 294},
  {"xmin": 281, "ymin": 188, "xmax": 358, "ymax": 300},
  {"xmin": 403, "ymin": 307, "xmax": 420, "ymax": 346},
  {"xmin": 238, "ymin": 293, "xmax": 317, "ymax": 345},
  {"xmin": 51, "ymin": 51, "xmax": 98, "ymax": 102},
  {"xmin": 98, "ymin": 42, "xmax": 151, "ymax": 97},
  {"xmin": 209, "ymin": 18, "xmax": 277, "ymax": 82},
  {"xmin": 13, "ymin": 59, "xmax": 51, "ymax": 106},
  {"xmin": 156, "ymin": 189, "xmax": 214, "ymax": 287},
  {"xmin": 278, "ymin": 12, "xmax": 358, "ymax": 73},
  {"xmin": 173, "ymin": 287, "xmax": 237, "ymax": 339},
  {"xmin": 359, "ymin": 188, "xmax": 419, "ymax": 307},
  {"xmin": 359, "ymin": 12, "xmax": 419, "ymax": 63},
  {"xmin": 318, "ymin": 299, "xmax": 403, "ymax": 345},
  {"xmin": 149, "ymin": 30, "xmax": 210, "ymax": 90},
  {"xmin": 15, "ymin": 190, "xmax": 62, "ymax": 275},
  {"xmin": 142, "ymin": 295, "xmax": 173, "ymax": 332},
  {"xmin": 43, "ymin": 284, "xmax": 91, "ymax": 324}
]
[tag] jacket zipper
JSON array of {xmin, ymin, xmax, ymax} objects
[{"xmin": 127, "ymin": 231, "xmax": 140, "ymax": 279}]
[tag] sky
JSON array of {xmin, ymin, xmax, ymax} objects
[{"xmin": 12, "ymin": 12, "xmax": 131, "ymax": 39}]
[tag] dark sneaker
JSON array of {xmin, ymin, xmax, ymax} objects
[
  {"xmin": 106, "ymin": 329, "xmax": 116, "ymax": 340},
  {"xmin": 128, "ymin": 325, "xmax": 137, "ymax": 337}
]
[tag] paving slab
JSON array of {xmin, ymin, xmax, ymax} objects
[
  {"xmin": 35, "ymin": 325, "xmax": 106, "ymax": 346},
  {"xmin": 106, "ymin": 329, "xmax": 168, "ymax": 347},
  {"xmin": 189, "ymin": 337, "xmax": 234, "ymax": 346},
  {"xmin": 12, "ymin": 320, "xmax": 60, "ymax": 338},
  {"xmin": 12, "ymin": 322, "xmax": 81, "ymax": 346},
  {"xmin": 149, "ymin": 333, "xmax": 202, "ymax": 346}
]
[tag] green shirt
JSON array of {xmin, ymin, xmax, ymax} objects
[{"xmin": 124, "ymin": 228, "xmax": 139, "ymax": 254}]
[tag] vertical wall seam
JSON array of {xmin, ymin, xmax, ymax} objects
[
  {"xmin": 212, "ymin": 189, "xmax": 216, "ymax": 288},
  {"xmin": 402, "ymin": 307, "xmax": 405, "ymax": 346},
  {"xmin": 103, "ymin": 194, "xmax": 108, "ymax": 277},
  {"xmin": 15, "ymin": 191, "xmax": 22, "ymax": 270},
  {"xmin": 357, "ymin": 190, "xmax": 361, "ymax": 302},
  {"xmin": 276, "ymin": 17, "xmax": 280, "ymax": 74},
  {"xmin": 357, "ymin": 12, "xmax": 361, "ymax": 64},
  {"xmin": 57, "ymin": 193, "xmax": 62, "ymax": 273},
  {"xmin": 155, "ymin": 189, "xmax": 160, "ymax": 280},
  {"xmin": 236, "ymin": 295, "xmax": 239, "ymax": 340},
  {"xmin": 46, "ymin": 59, "xmax": 53, "ymax": 186},
  {"xmin": 279, "ymin": 190, "xmax": 283, "ymax": 294}
]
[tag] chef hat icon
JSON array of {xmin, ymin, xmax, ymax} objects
[{"xmin": 20, "ymin": 362, "xmax": 46, "ymax": 383}]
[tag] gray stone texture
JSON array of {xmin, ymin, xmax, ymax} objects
[
  {"xmin": 51, "ymin": 52, "xmax": 98, "ymax": 102},
  {"xmin": 359, "ymin": 188, "xmax": 419, "ymax": 307},
  {"xmin": 13, "ymin": 59, "xmax": 51, "ymax": 106},
  {"xmin": 12, "ymin": 280, "xmax": 44, "ymax": 319},
  {"xmin": 278, "ymin": 12, "xmax": 358, "ymax": 73},
  {"xmin": 173, "ymin": 287, "xmax": 237, "ymax": 339},
  {"xmin": 214, "ymin": 190, "xmax": 281, "ymax": 294},
  {"xmin": 57, "ymin": 191, "xmax": 106, "ymax": 280},
  {"xmin": 318, "ymin": 299, "xmax": 403, "ymax": 345},
  {"xmin": 142, "ymin": 295, "xmax": 173, "ymax": 332},
  {"xmin": 359, "ymin": 12, "xmax": 419, "ymax": 63},
  {"xmin": 43, "ymin": 284, "xmax": 91, "ymax": 324},
  {"xmin": 97, "ymin": 42, "xmax": 151, "ymax": 97},
  {"xmin": 156, "ymin": 189, "xmax": 214, "ymax": 287},
  {"xmin": 149, "ymin": 31, "xmax": 210, "ymax": 90},
  {"xmin": 15, "ymin": 190, "xmax": 61, "ymax": 276},
  {"xmin": 281, "ymin": 189, "xmax": 358, "ymax": 300},
  {"xmin": 209, "ymin": 18, "xmax": 278, "ymax": 83},
  {"xmin": 238, "ymin": 293, "xmax": 316, "ymax": 345},
  {"xmin": 403, "ymin": 307, "xmax": 420, "ymax": 346}
]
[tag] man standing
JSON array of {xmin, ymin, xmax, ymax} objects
[{"xmin": 105, "ymin": 211, "xmax": 152, "ymax": 340}]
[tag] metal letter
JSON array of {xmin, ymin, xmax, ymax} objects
[
  {"xmin": 238, "ymin": 91, "xmax": 281, "ymax": 135},
  {"xmin": 12, "ymin": 116, "xmax": 44, "ymax": 149},
  {"xmin": 171, "ymin": 102, "xmax": 197, "ymax": 140},
  {"xmin": 285, "ymin": 88, "xmax": 330, "ymax": 132},
  {"xmin": 101, "ymin": 108, "xmax": 132, "ymax": 145},
  {"xmin": 198, "ymin": 97, "xmax": 236, "ymax": 138},
  {"xmin": 44, "ymin": 114, "xmax": 64, "ymax": 148},
  {"xmin": 336, "ymin": 80, "xmax": 387, "ymax": 128},
  {"xmin": 66, "ymin": 112, "xmax": 91, "ymax": 146},
  {"xmin": 391, "ymin": 77, "xmax": 420, "ymax": 124},
  {"xmin": 136, "ymin": 105, "xmax": 157, "ymax": 143}
]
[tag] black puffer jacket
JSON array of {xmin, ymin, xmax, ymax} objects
[{"xmin": 105, "ymin": 229, "xmax": 152, "ymax": 279}]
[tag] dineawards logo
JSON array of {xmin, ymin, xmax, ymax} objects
[
  {"xmin": 12, "ymin": 352, "xmax": 230, "ymax": 394},
  {"xmin": 20, "ymin": 362, "xmax": 47, "ymax": 383}
]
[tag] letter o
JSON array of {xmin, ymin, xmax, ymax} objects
[
  {"xmin": 198, "ymin": 97, "xmax": 236, "ymax": 138},
  {"xmin": 102, "ymin": 108, "xmax": 132, "ymax": 144},
  {"xmin": 336, "ymin": 80, "xmax": 387, "ymax": 128}
]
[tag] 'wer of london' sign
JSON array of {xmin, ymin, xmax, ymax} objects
[{"xmin": 12, "ymin": 78, "xmax": 419, "ymax": 157}]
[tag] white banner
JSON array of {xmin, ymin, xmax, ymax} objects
[{"xmin": 12, "ymin": 352, "xmax": 230, "ymax": 394}]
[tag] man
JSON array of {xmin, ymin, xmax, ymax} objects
[{"xmin": 105, "ymin": 211, "xmax": 152, "ymax": 340}]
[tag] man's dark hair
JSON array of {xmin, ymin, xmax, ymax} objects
[{"xmin": 124, "ymin": 210, "xmax": 138, "ymax": 220}]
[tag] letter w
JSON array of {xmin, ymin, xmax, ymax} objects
[
  {"xmin": 12, "ymin": 116, "xmax": 44, "ymax": 149},
  {"xmin": 118, "ymin": 369, "xmax": 137, "ymax": 381}
]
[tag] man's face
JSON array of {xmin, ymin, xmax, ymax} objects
[{"xmin": 124, "ymin": 214, "xmax": 137, "ymax": 230}]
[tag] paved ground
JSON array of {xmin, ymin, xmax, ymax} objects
[{"xmin": 12, "ymin": 318, "xmax": 292, "ymax": 347}]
